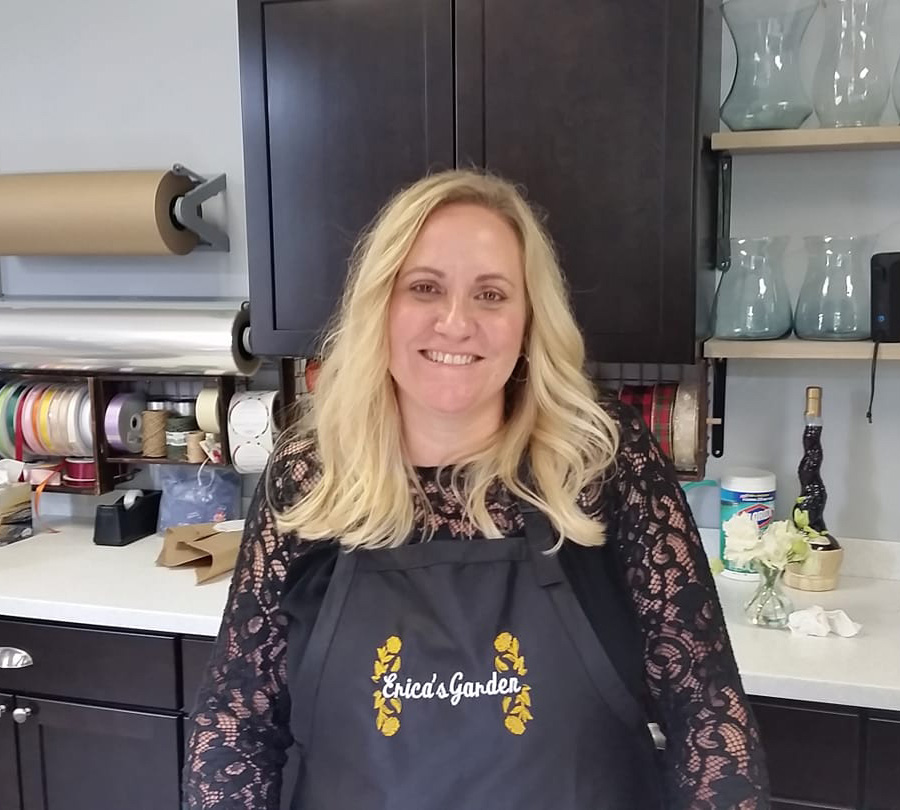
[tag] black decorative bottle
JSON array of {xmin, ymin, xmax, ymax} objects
[{"xmin": 786, "ymin": 386, "xmax": 843, "ymax": 591}]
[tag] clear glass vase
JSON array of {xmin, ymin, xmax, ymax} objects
[
  {"xmin": 744, "ymin": 564, "xmax": 793, "ymax": 628},
  {"xmin": 813, "ymin": 0, "xmax": 889, "ymax": 127},
  {"xmin": 795, "ymin": 235, "xmax": 873, "ymax": 340},
  {"xmin": 720, "ymin": 0, "xmax": 817, "ymax": 131},
  {"xmin": 714, "ymin": 237, "xmax": 794, "ymax": 339}
]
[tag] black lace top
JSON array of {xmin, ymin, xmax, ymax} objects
[{"xmin": 183, "ymin": 403, "xmax": 769, "ymax": 809}]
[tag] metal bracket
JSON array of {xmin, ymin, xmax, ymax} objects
[
  {"xmin": 709, "ymin": 151, "xmax": 733, "ymax": 458},
  {"xmin": 716, "ymin": 153, "xmax": 733, "ymax": 272},
  {"xmin": 710, "ymin": 358, "xmax": 727, "ymax": 457},
  {"xmin": 171, "ymin": 164, "xmax": 230, "ymax": 251}
]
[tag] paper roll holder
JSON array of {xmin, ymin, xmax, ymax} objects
[{"xmin": 171, "ymin": 164, "xmax": 229, "ymax": 252}]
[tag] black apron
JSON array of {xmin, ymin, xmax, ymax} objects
[{"xmin": 282, "ymin": 504, "xmax": 664, "ymax": 810}]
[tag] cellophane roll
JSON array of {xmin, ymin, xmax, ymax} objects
[
  {"xmin": 0, "ymin": 170, "xmax": 198, "ymax": 255},
  {"xmin": 0, "ymin": 303, "xmax": 259, "ymax": 375}
]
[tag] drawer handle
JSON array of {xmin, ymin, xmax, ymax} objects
[
  {"xmin": 12, "ymin": 707, "xmax": 31, "ymax": 724},
  {"xmin": 0, "ymin": 647, "xmax": 34, "ymax": 669}
]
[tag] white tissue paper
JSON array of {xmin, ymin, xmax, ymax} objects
[{"xmin": 788, "ymin": 605, "xmax": 862, "ymax": 638}]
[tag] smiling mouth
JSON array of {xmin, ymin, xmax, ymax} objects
[{"xmin": 420, "ymin": 350, "xmax": 483, "ymax": 366}]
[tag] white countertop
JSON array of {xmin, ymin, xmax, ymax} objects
[
  {"xmin": 1, "ymin": 524, "xmax": 898, "ymax": 710},
  {"xmin": 0, "ymin": 522, "xmax": 229, "ymax": 636}
]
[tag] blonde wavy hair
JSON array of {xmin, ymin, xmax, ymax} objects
[{"xmin": 273, "ymin": 169, "xmax": 619, "ymax": 550}]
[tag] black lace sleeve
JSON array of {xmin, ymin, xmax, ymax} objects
[
  {"xmin": 595, "ymin": 403, "xmax": 770, "ymax": 809},
  {"xmin": 182, "ymin": 439, "xmax": 319, "ymax": 809}
]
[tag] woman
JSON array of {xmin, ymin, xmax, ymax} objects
[{"xmin": 184, "ymin": 170, "xmax": 768, "ymax": 809}]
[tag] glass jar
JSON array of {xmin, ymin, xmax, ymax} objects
[
  {"xmin": 795, "ymin": 235, "xmax": 873, "ymax": 340},
  {"xmin": 813, "ymin": 0, "xmax": 889, "ymax": 127},
  {"xmin": 720, "ymin": 0, "xmax": 817, "ymax": 131},
  {"xmin": 714, "ymin": 237, "xmax": 794, "ymax": 340}
]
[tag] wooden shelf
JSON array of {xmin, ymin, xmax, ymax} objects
[
  {"xmin": 711, "ymin": 126, "xmax": 900, "ymax": 155},
  {"xmin": 703, "ymin": 337, "xmax": 897, "ymax": 360},
  {"xmin": 111, "ymin": 455, "xmax": 228, "ymax": 467}
]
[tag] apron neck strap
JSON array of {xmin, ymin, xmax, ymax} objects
[{"xmin": 517, "ymin": 499, "xmax": 565, "ymax": 587}]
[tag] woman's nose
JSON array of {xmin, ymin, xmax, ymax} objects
[{"xmin": 434, "ymin": 297, "xmax": 474, "ymax": 338}]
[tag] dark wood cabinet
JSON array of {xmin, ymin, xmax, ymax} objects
[
  {"xmin": 0, "ymin": 618, "xmax": 185, "ymax": 810},
  {"xmin": 751, "ymin": 697, "xmax": 900, "ymax": 810},
  {"xmin": 866, "ymin": 715, "xmax": 900, "ymax": 810},
  {"xmin": 15, "ymin": 697, "xmax": 180, "ymax": 810},
  {"xmin": 455, "ymin": 0, "xmax": 720, "ymax": 362},
  {"xmin": 0, "ymin": 694, "xmax": 20, "ymax": 810},
  {"xmin": 239, "ymin": 0, "xmax": 454, "ymax": 357},
  {"xmin": 752, "ymin": 697, "xmax": 860, "ymax": 808},
  {"xmin": 239, "ymin": 0, "xmax": 720, "ymax": 362}
]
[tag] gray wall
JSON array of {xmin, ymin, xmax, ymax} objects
[
  {"xmin": 0, "ymin": 0, "xmax": 247, "ymax": 300},
  {"xmin": 2, "ymin": 1, "xmax": 898, "ymax": 542}
]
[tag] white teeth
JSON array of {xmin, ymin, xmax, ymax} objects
[{"xmin": 424, "ymin": 351, "xmax": 477, "ymax": 366}]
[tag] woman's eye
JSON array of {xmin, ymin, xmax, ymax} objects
[
  {"xmin": 478, "ymin": 289, "xmax": 506, "ymax": 302},
  {"xmin": 410, "ymin": 282, "xmax": 439, "ymax": 295}
]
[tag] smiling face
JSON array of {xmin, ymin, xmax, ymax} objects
[{"xmin": 388, "ymin": 203, "xmax": 528, "ymax": 430}]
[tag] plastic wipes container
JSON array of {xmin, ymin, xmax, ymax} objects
[{"xmin": 720, "ymin": 467, "xmax": 776, "ymax": 580}]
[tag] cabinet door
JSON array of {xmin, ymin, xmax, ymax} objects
[
  {"xmin": 866, "ymin": 715, "xmax": 900, "ymax": 810},
  {"xmin": 239, "ymin": 0, "xmax": 455, "ymax": 357},
  {"xmin": 16, "ymin": 697, "xmax": 180, "ymax": 810},
  {"xmin": 0, "ymin": 695, "xmax": 20, "ymax": 810},
  {"xmin": 751, "ymin": 698, "xmax": 860, "ymax": 808},
  {"xmin": 456, "ymin": 0, "xmax": 720, "ymax": 363}
]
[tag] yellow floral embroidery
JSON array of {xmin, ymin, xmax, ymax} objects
[
  {"xmin": 372, "ymin": 636, "xmax": 402, "ymax": 736},
  {"xmin": 494, "ymin": 632, "xmax": 532, "ymax": 734}
]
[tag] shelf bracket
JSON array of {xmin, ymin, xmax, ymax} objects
[
  {"xmin": 171, "ymin": 164, "xmax": 230, "ymax": 251},
  {"xmin": 716, "ymin": 153, "xmax": 733, "ymax": 272},
  {"xmin": 710, "ymin": 358, "xmax": 727, "ymax": 457}
]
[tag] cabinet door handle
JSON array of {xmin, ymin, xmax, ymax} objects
[
  {"xmin": 0, "ymin": 704, "xmax": 7, "ymax": 718},
  {"xmin": 12, "ymin": 707, "xmax": 32, "ymax": 724},
  {"xmin": 0, "ymin": 647, "xmax": 33, "ymax": 669}
]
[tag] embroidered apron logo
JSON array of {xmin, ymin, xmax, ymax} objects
[
  {"xmin": 371, "ymin": 636, "xmax": 403, "ymax": 737},
  {"xmin": 493, "ymin": 632, "xmax": 533, "ymax": 735},
  {"xmin": 370, "ymin": 633, "xmax": 533, "ymax": 737}
]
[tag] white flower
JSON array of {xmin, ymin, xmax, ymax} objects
[
  {"xmin": 723, "ymin": 513, "xmax": 763, "ymax": 568},
  {"xmin": 761, "ymin": 520, "xmax": 809, "ymax": 570}
]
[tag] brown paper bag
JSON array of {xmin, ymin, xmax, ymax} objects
[{"xmin": 156, "ymin": 523, "xmax": 242, "ymax": 584}]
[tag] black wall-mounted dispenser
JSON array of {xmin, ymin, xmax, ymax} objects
[{"xmin": 871, "ymin": 252, "xmax": 900, "ymax": 343}]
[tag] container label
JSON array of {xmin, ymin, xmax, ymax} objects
[{"xmin": 720, "ymin": 488, "xmax": 776, "ymax": 575}]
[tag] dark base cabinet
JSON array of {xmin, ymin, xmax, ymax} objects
[
  {"xmin": 751, "ymin": 697, "xmax": 900, "ymax": 810},
  {"xmin": 0, "ymin": 618, "xmax": 209, "ymax": 810},
  {"xmin": 16, "ymin": 698, "xmax": 180, "ymax": 810}
]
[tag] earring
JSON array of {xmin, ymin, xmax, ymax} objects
[{"xmin": 509, "ymin": 353, "xmax": 529, "ymax": 384}]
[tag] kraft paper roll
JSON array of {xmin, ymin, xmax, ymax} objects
[
  {"xmin": 228, "ymin": 390, "xmax": 280, "ymax": 474},
  {"xmin": 0, "ymin": 170, "xmax": 198, "ymax": 255}
]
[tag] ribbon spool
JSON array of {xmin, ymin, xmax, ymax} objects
[
  {"xmin": 186, "ymin": 430, "xmax": 207, "ymax": 463},
  {"xmin": 618, "ymin": 382, "xmax": 700, "ymax": 473},
  {"xmin": 672, "ymin": 383, "xmax": 700, "ymax": 473},
  {"xmin": 169, "ymin": 399, "xmax": 196, "ymax": 418},
  {"xmin": 0, "ymin": 381, "xmax": 92, "ymax": 460},
  {"xmin": 141, "ymin": 410, "xmax": 168, "ymax": 458},
  {"xmin": 63, "ymin": 457, "xmax": 97, "ymax": 486},
  {"xmin": 104, "ymin": 393, "xmax": 147, "ymax": 454},
  {"xmin": 227, "ymin": 390, "xmax": 281, "ymax": 474},
  {"xmin": 166, "ymin": 414, "xmax": 197, "ymax": 462},
  {"xmin": 195, "ymin": 388, "xmax": 221, "ymax": 433}
]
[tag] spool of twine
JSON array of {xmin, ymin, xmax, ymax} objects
[
  {"xmin": 141, "ymin": 410, "xmax": 167, "ymax": 458},
  {"xmin": 186, "ymin": 430, "xmax": 207, "ymax": 463},
  {"xmin": 166, "ymin": 415, "xmax": 197, "ymax": 462}
]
